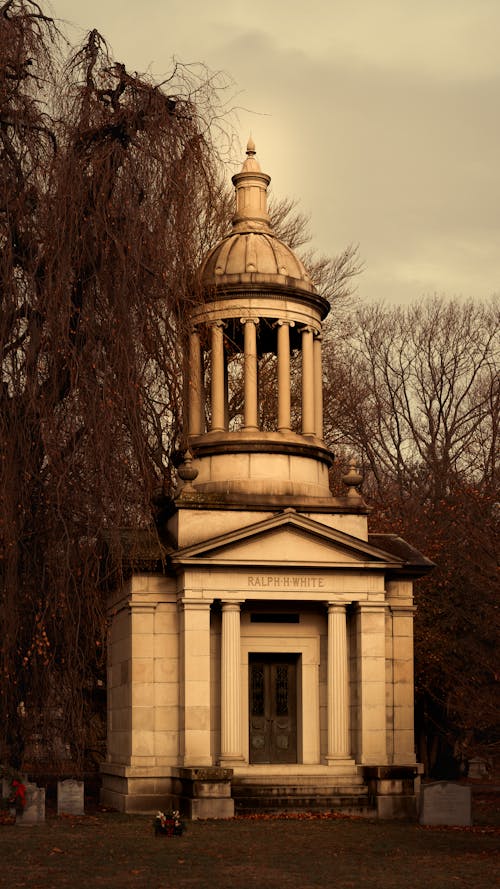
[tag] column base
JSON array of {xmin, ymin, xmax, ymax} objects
[
  {"xmin": 324, "ymin": 756, "xmax": 357, "ymax": 770},
  {"xmin": 218, "ymin": 755, "xmax": 246, "ymax": 767}
]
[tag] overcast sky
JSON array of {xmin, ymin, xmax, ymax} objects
[{"xmin": 49, "ymin": 0, "xmax": 499, "ymax": 305}]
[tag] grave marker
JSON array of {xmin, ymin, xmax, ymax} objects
[
  {"xmin": 419, "ymin": 782, "xmax": 472, "ymax": 826},
  {"xmin": 57, "ymin": 779, "xmax": 84, "ymax": 815},
  {"xmin": 16, "ymin": 783, "xmax": 45, "ymax": 825}
]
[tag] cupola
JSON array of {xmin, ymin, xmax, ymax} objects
[{"xmin": 183, "ymin": 141, "xmax": 335, "ymax": 505}]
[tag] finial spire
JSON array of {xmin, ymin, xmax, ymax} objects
[{"xmin": 231, "ymin": 136, "xmax": 272, "ymax": 232}]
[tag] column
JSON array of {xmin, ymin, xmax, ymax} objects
[
  {"xmin": 313, "ymin": 332, "xmax": 323, "ymax": 439},
  {"xmin": 188, "ymin": 327, "xmax": 204, "ymax": 436},
  {"xmin": 179, "ymin": 598, "xmax": 213, "ymax": 766},
  {"xmin": 326, "ymin": 603, "xmax": 350, "ymax": 762},
  {"xmin": 210, "ymin": 321, "xmax": 225, "ymax": 432},
  {"xmin": 241, "ymin": 317, "xmax": 259, "ymax": 430},
  {"xmin": 219, "ymin": 602, "xmax": 244, "ymax": 763},
  {"xmin": 301, "ymin": 326, "xmax": 315, "ymax": 435},
  {"xmin": 276, "ymin": 320, "xmax": 292, "ymax": 431}
]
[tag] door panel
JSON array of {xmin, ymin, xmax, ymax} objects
[{"xmin": 249, "ymin": 655, "xmax": 297, "ymax": 763}]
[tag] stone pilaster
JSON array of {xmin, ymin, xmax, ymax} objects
[
  {"xmin": 179, "ymin": 598, "xmax": 213, "ymax": 766},
  {"xmin": 354, "ymin": 603, "xmax": 388, "ymax": 765},
  {"xmin": 390, "ymin": 604, "xmax": 417, "ymax": 764}
]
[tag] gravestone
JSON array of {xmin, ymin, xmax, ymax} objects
[
  {"xmin": 419, "ymin": 781, "xmax": 472, "ymax": 826},
  {"xmin": 57, "ymin": 779, "xmax": 84, "ymax": 815},
  {"xmin": 16, "ymin": 783, "xmax": 45, "ymax": 825},
  {"xmin": 468, "ymin": 758, "xmax": 489, "ymax": 779}
]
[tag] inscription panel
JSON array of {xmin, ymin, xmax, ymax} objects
[{"xmin": 248, "ymin": 575, "xmax": 326, "ymax": 590}]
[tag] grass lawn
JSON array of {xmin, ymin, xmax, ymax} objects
[{"xmin": 1, "ymin": 798, "xmax": 498, "ymax": 889}]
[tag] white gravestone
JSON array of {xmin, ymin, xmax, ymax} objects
[
  {"xmin": 57, "ymin": 779, "xmax": 84, "ymax": 815},
  {"xmin": 419, "ymin": 782, "xmax": 472, "ymax": 826},
  {"xmin": 16, "ymin": 783, "xmax": 45, "ymax": 825}
]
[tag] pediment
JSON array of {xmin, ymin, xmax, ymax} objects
[{"xmin": 171, "ymin": 511, "xmax": 404, "ymax": 569}]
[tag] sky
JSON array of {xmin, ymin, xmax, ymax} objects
[{"xmin": 48, "ymin": 0, "xmax": 499, "ymax": 305}]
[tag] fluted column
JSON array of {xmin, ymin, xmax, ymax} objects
[
  {"xmin": 326, "ymin": 603, "xmax": 350, "ymax": 762},
  {"xmin": 219, "ymin": 601, "xmax": 244, "ymax": 763},
  {"xmin": 301, "ymin": 326, "xmax": 315, "ymax": 435},
  {"xmin": 276, "ymin": 320, "xmax": 292, "ymax": 432},
  {"xmin": 210, "ymin": 321, "xmax": 225, "ymax": 432},
  {"xmin": 313, "ymin": 332, "xmax": 323, "ymax": 440},
  {"xmin": 241, "ymin": 317, "xmax": 259, "ymax": 430},
  {"xmin": 188, "ymin": 327, "xmax": 204, "ymax": 436}
]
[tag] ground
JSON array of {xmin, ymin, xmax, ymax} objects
[{"xmin": 0, "ymin": 797, "xmax": 498, "ymax": 889}]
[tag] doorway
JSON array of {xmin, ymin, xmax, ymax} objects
[{"xmin": 249, "ymin": 654, "xmax": 298, "ymax": 763}]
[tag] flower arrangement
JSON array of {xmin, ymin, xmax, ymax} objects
[
  {"xmin": 9, "ymin": 780, "xmax": 26, "ymax": 813},
  {"xmin": 0, "ymin": 771, "xmax": 26, "ymax": 824},
  {"xmin": 154, "ymin": 809, "xmax": 184, "ymax": 836}
]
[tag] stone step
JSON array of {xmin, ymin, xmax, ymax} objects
[
  {"xmin": 233, "ymin": 774, "xmax": 366, "ymax": 788},
  {"xmin": 234, "ymin": 793, "xmax": 375, "ymax": 816},
  {"xmin": 232, "ymin": 784, "xmax": 368, "ymax": 799}
]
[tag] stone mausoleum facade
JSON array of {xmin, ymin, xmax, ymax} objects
[{"xmin": 100, "ymin": 141, "xmax": 433, "ymax": 818}]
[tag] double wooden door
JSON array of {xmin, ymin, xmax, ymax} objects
[{"xmin": 249, "ymin": 654, "xmax": 297, "ymax": 763}]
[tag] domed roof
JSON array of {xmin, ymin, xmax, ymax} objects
[{"xmin": 200, "ymin": 140, "xmax": 316, "ymax": 295}]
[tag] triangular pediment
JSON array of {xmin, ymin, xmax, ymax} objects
[{"xmin": 171, "ymin": 511, "xmax": 404, "ymax": 569}]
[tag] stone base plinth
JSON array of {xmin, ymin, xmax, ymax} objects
[
  {"xmin": 363, "ymin": 765, "xmax": 422, "ymax": 820},
  {"xmin": 100, "ymin": 764, "xmax": 234, "ymax": 819}
]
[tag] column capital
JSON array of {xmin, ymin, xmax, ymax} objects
[
  {"xmin": 240, "ymin": 316, "xmax": 259, "ymax": 326},
  {"xmin": 326, "ymin": 601, "xmax": 347, "ymax": 613},
  {"xmin": 209, "ymin": 319, "xmax": 226, "ymax": 329},
  {"xmin": 221, "ymin": 600, "xmax": 244, "ymax": 611},
  {"xmin": 274, "ymin": 318, "xmax": 295, "ymax": 328}
]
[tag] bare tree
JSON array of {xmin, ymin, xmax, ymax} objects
[
  {"xmin": 324, "ymin": 297, "xmax": 499, "ymax": 501},
  {"xmin": 0, "ymin": 0, "xmax": 228, "ymax": 770},
  {"xmin": 322, "ymin": 296, "xmax": 499, "ymax": 770}
]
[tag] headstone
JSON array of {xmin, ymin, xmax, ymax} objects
[
  {"xmin": 468, "ymin": 758, "xmax": 489, "ymax": 779},
  {"xmin": 16, "ymin": 783, "xmax": 45, "ymax": 826},
  {"xmin": 57, "ymin": 779, "xmax": 84, "ymax": 815},
  {"xmin": 419, "ymin": 781, "xmax": 472, "ymax": 826}
]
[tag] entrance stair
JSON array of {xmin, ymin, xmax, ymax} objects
[{"xmin": 232, "ymin": 773, "xmax": 375, "ymax": 816}]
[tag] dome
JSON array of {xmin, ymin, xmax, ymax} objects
[
  {"xmin": 200, "ymin": 139, "xmax": 316, "ymax": 296},
  {"xmin": 200, "ymin": 230, "xmax": 315, "ymax": 293}
]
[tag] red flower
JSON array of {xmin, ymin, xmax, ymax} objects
[{"xmin": 10, "ymin": 780, "xmax": 26, "ymax": 809}]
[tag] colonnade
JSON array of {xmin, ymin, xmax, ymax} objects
[
  {"xmin": 217, "ymin": 601, "xmax": 352, "ymax": 766},
  {"xmin": 188, "ymin": 318, "xmax": 323, "ymax": 438}
]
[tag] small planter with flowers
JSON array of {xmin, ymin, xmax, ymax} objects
[{"xmin": 154, "ymin": 809, "xmax": 184, "ymax": 836}]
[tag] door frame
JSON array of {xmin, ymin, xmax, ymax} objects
[
  {"xmin": 241, "ymin": 635, "xmax": 320, "ymax": 765},
  {"xmin": 249, "ymin": 653, "xmax": 299, "ymax": 764}
]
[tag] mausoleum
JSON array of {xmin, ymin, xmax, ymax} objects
[{"xmin": 101, "ymin": 140, "xmax": 433, "ymax": 818}]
